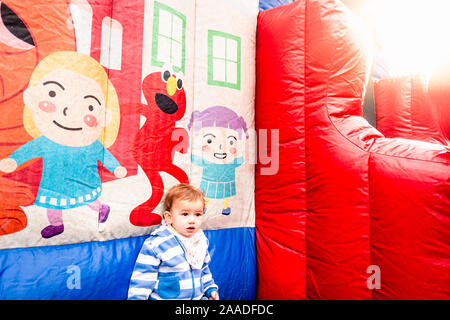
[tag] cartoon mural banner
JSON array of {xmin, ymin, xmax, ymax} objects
[{"xmin": 0, "ymin": 0, "xmax": 257, "ymax": 299}]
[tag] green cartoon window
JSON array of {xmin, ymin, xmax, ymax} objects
[
  {"xmin": 208, "ymin": 30, "xmax": 241, "ymax": 90},
  {"xmin": 152, "ymin": 2, "xmax": 186, "ymax": 73}
]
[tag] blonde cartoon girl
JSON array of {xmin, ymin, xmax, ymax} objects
[
  {"xmin": 188, "ymin": 106, "xmax": 248, "ymax": 215},
  {"xmin": 0, "ymin": 51, "xmax": 126, "ymax": 238}
]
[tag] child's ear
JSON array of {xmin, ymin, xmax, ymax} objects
[
  {"xmin": 99, "ymin": 109, "xmax": 112, "ymax": 127},
  {"xmin": 163, "ymin": 211, "xmax": 172, "ymax": 223}
]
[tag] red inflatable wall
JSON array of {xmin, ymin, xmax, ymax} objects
[
  {"xmin": 256, "ymin": 0, "xmax": 450, "ymax": 299},
  {"xmin": 255, "ymin": 2, "xmax": 308, "ymax": 299},
  {"xmin": 429, "ymin": 62, "xmax": 450, "ymax": 145},
  {"xmin": 374, "ymin": 75, "xmax": 446, "ymax": 145}
]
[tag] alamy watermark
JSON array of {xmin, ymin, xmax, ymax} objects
[
  {"xmin": 366, "ymin": 265, "xmax": 381, "ymax": 290},
  {"xmin": 66, "ymin": 265, "xmax": 81, "ymax": 290},
  {"xmin": 171, "ymin": 128, "xmax": 280, "ymax": 176}
]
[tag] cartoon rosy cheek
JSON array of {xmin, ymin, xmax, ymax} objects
[
  {"xmin": 230, "ymin": 147, "xmax": 237, "ymax": 154},
  {"xmin": 83, "ymin": 115, "xmax": 98, "ymax": 127},
  {"xmin": 202, "ymin": 145, "xmax": 211, "ymax": 152},
  {"xmin": 38, "ymin": 101, "xmax": 56, "ymax": 113}
]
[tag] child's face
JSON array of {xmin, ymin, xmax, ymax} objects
[
  {"xmin": 23, "ymin": 68, "xmax": 112, "ymax": 147},
  {"xmin": 164, "ymin": 198, "xmax": 204, "ymax": 238},
  {"xmin": 196, "ymin": 126, "xmax": 243, "ymax": 164}
]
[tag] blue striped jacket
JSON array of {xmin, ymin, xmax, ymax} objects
[{"xmin": 127, "ymin": 225, "xmax": 218, "ymax": 300}]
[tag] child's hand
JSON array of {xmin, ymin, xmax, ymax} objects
[
  {"xmin": 209, "ymin": 291, "xmax": 219, "ymax": 300},
  {"xmin": 114, "ymin": 166, "xmax": 127, "ymax": 178},
  {"xmin": 0, "ymin": 158, "xmax": 17, "ymax": 173}
]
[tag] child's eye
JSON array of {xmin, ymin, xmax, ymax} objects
[
  {"xmin": 182, "ymin": 212, "xmax": 188, "ymax": 216},
  {"xmin": 195, "ymin": 213, "xmax": 203, "ymax": 217},
  {"xmin": 48, "ymin": 90, "xmax": 56, "ymax": 98}
]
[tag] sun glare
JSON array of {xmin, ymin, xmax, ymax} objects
[{"xmin": 372, "ymin": 0, "xmax": 450, "ymax": 77}]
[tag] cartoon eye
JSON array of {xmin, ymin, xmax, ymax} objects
[
  {"xmin": 0, "ymin": 2, "xmax": 35, "ymax": 50},
  {"xmin": 175, "ymin": 72, "xmax": 184, "ymax": 90},
  {"xmin": 177, "ymin": 78, "xmax": 183, "ymax": 90},
  {"xmin": 203, "ymin": 134, "xmax": 215, "ymax": 144},
  {"xmin": 48, "ymin": 90, "xmax": 56, "ymax": 98},
  {"xmin": 162, "ymin": 70, "xmax": 171, "ymax": 82},
  {"xmin": 88, "ymin": 105, "xmax": 94, "ymax": 112},
  {"xmin": 227, "ymin": 136, "xmax": 237, "ymax": 145},
  {"xmin": 161, "ymin": 63, "xmax": 174, "ymax": 83}
]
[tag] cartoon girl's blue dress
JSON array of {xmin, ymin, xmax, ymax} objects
[
  {"xmin": 9, "ymin": 136, "xmax": 120, "ymax": 209},
  {"xmin": 191, "ymin": 154, "xmax": 243, "ymax": 199}
]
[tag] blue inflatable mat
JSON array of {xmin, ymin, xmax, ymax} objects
[{"xmin": 0, "ymin": 227, "xmax": 256, "ymax": 300}]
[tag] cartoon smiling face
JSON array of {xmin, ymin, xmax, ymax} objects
[
  {"xmin": 23, "ymin": 68, "xmax": 112, "ymax": 147},
  {"xmin": 198, "ymin": 126, "xmax": 243, "ymax": 164}
]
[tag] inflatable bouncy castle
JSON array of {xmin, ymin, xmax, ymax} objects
[
  {"xmin": 256, "ymin": 0, "xmax": 449, "ymax": 299},
  {"xmin": 0, "ymin": 0, "xmax": 257, "ymax": 299},
  {"xmin": 0, "ymin": 0, "xmax": 449, "ymax": 300}
]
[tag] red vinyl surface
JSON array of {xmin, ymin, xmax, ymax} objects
[
  {"xmin": 374, "ymin": 75, "xmax": 447, "ymax": 145},
  {"xmin": 256, "ymin": 0, "xmax": 450, "ymax": 299},
  {"xmin": 429, "ymin": 63, "xmax": 450, "ymax": 144}
]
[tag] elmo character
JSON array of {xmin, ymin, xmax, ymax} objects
[{"xmin": 129, "ymin": 64, "xmax": 189, "ymax": 226}]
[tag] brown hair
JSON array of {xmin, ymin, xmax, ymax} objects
[{"xmin": 163, "ymin": 183, "xmax": 205, "ymax": 212}]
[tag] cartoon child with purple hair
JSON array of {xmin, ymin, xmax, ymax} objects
[{"xmin": 188, "ymin": 106, "xmax": 248, "ymax": 215}]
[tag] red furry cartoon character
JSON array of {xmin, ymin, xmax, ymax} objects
[{"xmin": 129, "ymin": 64, "xmax": 189, "ymax": 226}]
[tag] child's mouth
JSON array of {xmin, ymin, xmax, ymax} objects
[{"xmin": 214, "ymin": 153, "xmax": 227, "ymax": 159}]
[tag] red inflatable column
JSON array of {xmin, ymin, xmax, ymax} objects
[
  {"xmin": 303, "ymin": 0, "xmax": 372, "ymax": 299},
  {"xmin": 256, "ymin": 3, "xmax": 308, "ymax": 299}
]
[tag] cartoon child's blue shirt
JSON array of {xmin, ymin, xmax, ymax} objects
[
  {"xmin": 191, "ymin": 154, "xmax": 243, "ymax": 199},
  {"xmin": 9, "ymin": 136, "xmax": 120, "ymax": 209}
]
